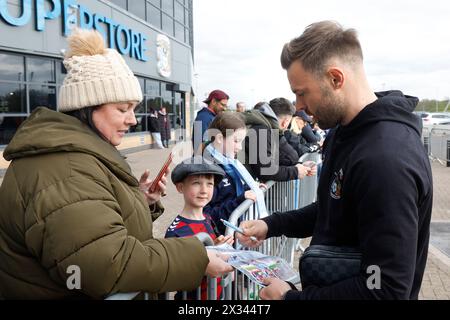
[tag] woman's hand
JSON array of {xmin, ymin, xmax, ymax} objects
[
  {"xmin": 205, "ymin": 249, "xmax": 234, "ymax": 277},
  {"xmin": 139, "ymin": 169, "xmax": 169, "ymax": 205}
]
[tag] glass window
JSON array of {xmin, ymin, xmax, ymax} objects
[
  {"xmin": 185, "ymin": 28, "xmax": 190, "ymax": 45},
  {"xmin": 145, "ymin": 79, "xmax": 160, "ymax": 96},
  {"xmin": 134, "ymin": 100, "xmax": 146, "ymax": 114},
  {"xmin": 161, "ymin": 82, "xmax": 173, "ymax": 97},
  {"xmin": 185, "ymin": 8, "xmax": 189, "ymax": 25},
  {"xmin": 0, "ymin": 83, "xmax": 26, "ymax": 113},
  {"xmin": 147, "ymin": 97, "xmax": 162, "ymax": 112},
  {"xmin": 56, "ymin": 61, "xmax": 67, "ymax": 84},
  {"xmin": 148, "ymin": 0, "xmax": 160, "ymax": 8},
  {"xmin": 147, "ymin": 98, "xmax": 161, "ymax": 112},
  {"xmin": 29, "ymin": 85, "xmax": 57, "ymax": 112},
  {"xmin": 108, "ymin": 0, "xmax": 127, "ymax": 9},
  {"xmin": 174, "ymin": 1, "xmax": 184, "ymax": 22},
  {"xmin": 137, "ymin": 77, "xmax": 145, "ymax": 95},
  {"xmin": 162, "ymin": 14, "xmax": 174, "ymax": 36},
  {"xmin": 0, "ymin": 53, "xmax": 24, "ymax": 82},
  {"xmin": 174, "ymin": 92, "xmax": 183, "ymax": 129},
  {"xmin": 0, "ymin": 116, "xmax": 27, "ymax": 145},
  {"xmin": 146, "ymin": 3, "xmax": 161, "ymax": 29},
  {"xmin": 175, "ymin": 22, "xmax": 184, "ymax": 42},
  {"xmin": 128, "ymin": 0, "xmax": 146, "ymax": 20},
  {"xmin": 161, "ymin": 0, "xmax": 173, "ymax": 15},
  {"xmin": 162, "ymin": 97, "xmax": 172, "ymax": 110},
  {"xmin": 27, "ymin": 57, "xmax": 56, "ymax": 84},
  {"xmin": 130, "ymin": 115, "xmax": 145, "ymax": 133}
]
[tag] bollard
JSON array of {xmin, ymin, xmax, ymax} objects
[
  {"xmin": 423, "ymin": 136, "xmax": 429, "ymax": 155},
  {"xmin": 447, "ymin": 140, "xmax": 450, "ymax": 167}
]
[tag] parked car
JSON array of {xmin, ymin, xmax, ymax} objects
[{"xmin": 415, "ymin": 112, "xmax": 450, "ymax": 125}]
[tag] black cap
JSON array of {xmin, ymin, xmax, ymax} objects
[
  {"xmin": 294, "ymin": 110, "xmax": 312, "ymax": 123},
  {"xmin": 171, "ymin": 156, "xmax": 225, "ymax": 184}
]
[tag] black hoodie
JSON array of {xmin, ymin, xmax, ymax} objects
[{"xmin": 263, "ymin": 91, "xmax": 433, "ymax": 300}]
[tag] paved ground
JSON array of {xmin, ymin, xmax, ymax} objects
[
  {"xmin": 430, "ymin": 161, "xmax": 450, "ymax": 221},
  {"xmin": 430, "ymin": 222, "xmax": 450, "ymax": 257},
  {"xmin": 0, "ymin": 146, "xmax": 449, "ymax": 299}
]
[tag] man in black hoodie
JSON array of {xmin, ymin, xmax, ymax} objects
[{"xmin": 237, "ymin": 21, "xmax": 433, "ymax": 300}]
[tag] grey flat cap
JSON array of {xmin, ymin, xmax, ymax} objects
[{"xmin": 171, "ymin": 156, "xmax": 225, "ymax": 184}]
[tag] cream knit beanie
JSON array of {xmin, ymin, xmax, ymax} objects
[{"xmin": 58, "ymin": 29, "xmax": 143, "ymax": 112}]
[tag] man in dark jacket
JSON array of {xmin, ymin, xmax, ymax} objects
[
  {"xmin": 238, "ymin": 21, "xmax": 432, "ymax": 300},
  {"xmin": 296, "ymin": 110, "xmax": 322, "ymax": 144},
  {"xmin": 241, "ymin": 99, "xmax": 313, "ymax": 181},
  {"xmin": 192, "ymin": 89, "xmax": 229, "ymax": 153}
]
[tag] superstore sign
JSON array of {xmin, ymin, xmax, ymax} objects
[{"xmin": 0, "ymin": 0, "xmax": 148, "ymax": 62}]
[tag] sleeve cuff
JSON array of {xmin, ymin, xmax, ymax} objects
[
  {"xmin": 284, "ymin": 289, "xmax": 302, "ymax": 300},
  {"xmin": 261, "ymin": 214, "xmax": 280, "ymax": 238},
  {"xmin": 149, "ymin": 201, "xmax": 165, "ymax": 221}
]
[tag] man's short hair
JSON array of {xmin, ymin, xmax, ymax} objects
[
  {"xmin": 253, "ymin": 102, "xmax": 267, "ymax": 110},
  {"xmin": 280, "ymin": 20, "xmax": 363, "ymax": 75},
  {"xmin": 269, "ymin": 98, "xmax": 295, "ymax": 117}
]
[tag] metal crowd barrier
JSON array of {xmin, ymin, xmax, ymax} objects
[
  {"xmin": 106, "ymin": 232, "xmax": 224, "ymax": 300},
  {"xmin": 106, "ymin": 152, "xmax": 321, "ymax": 300},
  {"xmin": 423, "ymin": 125, "xmax": 450, "ymax": 167},
  {"xmin": 221, "ymin": 152, "xmax": 321, "ymax": 300}
]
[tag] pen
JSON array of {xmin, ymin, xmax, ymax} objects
[{"xmin": 220, "ymin": 219, "xmax": 258, "ymax": 242}]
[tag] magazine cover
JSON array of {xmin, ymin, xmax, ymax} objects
[{"xmin": 206, "ymin": 244, "xmax": 300, "ymax": 286}]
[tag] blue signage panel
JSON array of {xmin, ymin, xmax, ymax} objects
[{"xmin": 0, "ymin": 0, "xmax": 149, "ymax": 62}]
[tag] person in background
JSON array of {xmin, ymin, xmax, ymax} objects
[
  {"xmin": 192, "ymin": 89, "xmax": 229, "ymax": 153},
  {"xmin": 147, "ymin": 108, "xmax": 165, "ymax": 149},
  {"xmin": 296, "ymin": 110, "xmax": 322, "ymax": 145},
  {"xmin": 285, "ymin": 111, "xmax": 320, "ymax": 157},
  {"xmin": 236, "ymin": 102, "xmax": 247, "ymax": 113},
  {"xmin": 202, "ymin": 112, "xmax": 268, "ymax": 235},
  {"xmin": 158, "ymin": 106, "xmax": 171, "ymax": 148},
  {"xmin": 241, "ymin": 99, "xmax": 316, "ymax": 182}
]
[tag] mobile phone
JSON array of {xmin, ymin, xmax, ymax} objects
[{"xmin": 149, "ymin": 152, "xmax": 173, "ymax": 193}]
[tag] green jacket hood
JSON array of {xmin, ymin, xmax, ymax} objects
[
  {"xmin": 4, "ymin": 107, "xmax": 137, "ymax": 186},
  {"xmin": 242, "ymin": 107, "xmax": 280, "ymax": 131}
]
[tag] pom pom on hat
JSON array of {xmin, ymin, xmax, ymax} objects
[{"xmin": 65, "ymin": 29, "xmax": 107, "ymax": 58}]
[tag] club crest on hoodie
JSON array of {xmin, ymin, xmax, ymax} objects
[{"xmin": 330, "ymin": 168, "xmax": 344, "ymax": 200}]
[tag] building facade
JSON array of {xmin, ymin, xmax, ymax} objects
[{"xmin": 0, "ymin": 0, "xmax": 195, "ymax": 170}]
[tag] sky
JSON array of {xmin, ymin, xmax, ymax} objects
[{"xmin": 193, "ymin": 0, "xmax": 450, "ymax": 110}]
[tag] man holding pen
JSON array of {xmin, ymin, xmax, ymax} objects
[{"xmin": 237, "ymin": 21, "xmax": 432, "ymax": 300}]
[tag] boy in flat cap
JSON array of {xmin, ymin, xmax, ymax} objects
[{"xmin": 165, "ymin": 156, "xmax": 234, "ymax": 299}]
